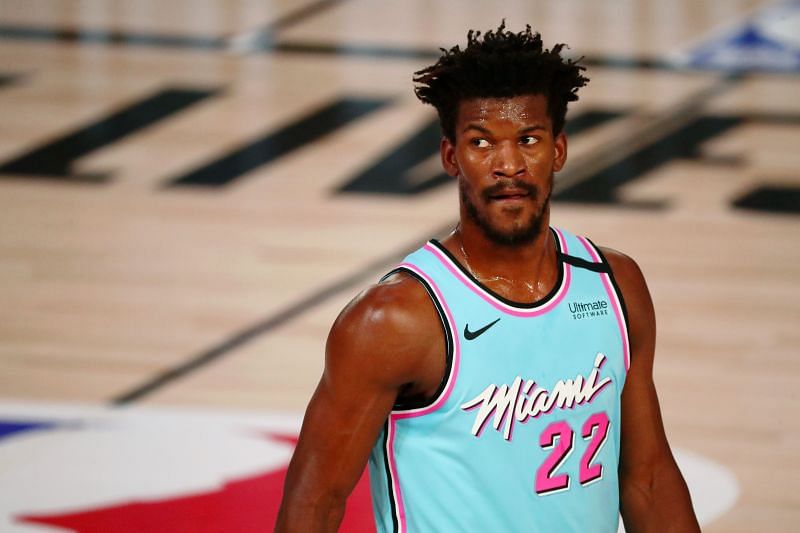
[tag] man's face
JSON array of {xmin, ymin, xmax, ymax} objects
[{"xmin": 441, "ymin": 94, "xmax": 567, "ymax": 245}]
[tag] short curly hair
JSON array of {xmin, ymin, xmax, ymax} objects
[{"xmin": 413, "ymin": 22, "xmax": 589, "ymax": 141}]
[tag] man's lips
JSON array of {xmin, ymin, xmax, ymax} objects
[
  {"xmin": 489, "ymin": 189, "xmax": 530, "ymax": 200},
  {"xmin": 483, "ymin": 180, "xmax": 538, "ymax": 202}
]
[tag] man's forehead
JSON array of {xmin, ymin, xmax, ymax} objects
[{"xmin": 457, "ymin": 94, "xmax": 550, "ymax": 125}]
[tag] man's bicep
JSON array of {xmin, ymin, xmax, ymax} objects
[
  {"xmin": 609, "ymin": 250, "xmax": 670, "ymax": 466},
  {"xmin": 276, "ymin": 352, "xmax": 399, "ymax": 531},
  {"xmin": 288, "ymin": 362, "xmax": 399, "ymax": 499},
  {"xmin": 607, "ymin": 248, "xmax": 699, "ymax": 530},
  {"xmin": 286, "ymin": 302, "xmax": 410, "ymax": 499},
  {"xmin": 619, "ymin": 359, "xmax": 671, "ymax": 474},
  {"xmin": 279, "ymin": 281, "xmax": 436, "ymax": 529},
  {"xmin": 605, "ymin": 250, "xmax": 674, "ymax": 482}
]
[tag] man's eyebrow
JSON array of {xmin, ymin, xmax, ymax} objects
[
  {"xmin": 462, "ymin": 124, "xmax": 491, "ymax": 135},
  {"xmin": 519, "ymin": 125, "xmax": 548, "ymax": 134}
]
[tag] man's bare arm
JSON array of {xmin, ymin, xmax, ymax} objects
[
  {"xmin": 603, "ymin": 248, "xmax": 700, "ymax": 532},
  {"xmin": 275, "ymin": 274, "xmax": 444, "ymax": 532}
]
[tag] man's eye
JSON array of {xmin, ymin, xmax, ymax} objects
[
  {"xmin": 520, "ymin": 136, "xmax": 538, "ymax": 145},
  {"xmin": 471, "ymin": 138, "xmax": 490, "ymax": 148}
]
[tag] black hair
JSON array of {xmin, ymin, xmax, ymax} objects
[{"xmin": 413, "ymin": 22, "xmax": 589, "ymax": 141}]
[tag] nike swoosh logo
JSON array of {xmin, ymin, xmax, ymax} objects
[{"xmin": 464, "ymin": 318, "xmax": 501, "ymax": 340}]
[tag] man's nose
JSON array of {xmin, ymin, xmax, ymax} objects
[{"xmin": 492, "ymin": 141, "xmax": 525, "ymax": 178}]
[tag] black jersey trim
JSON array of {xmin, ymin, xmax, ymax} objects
[
  {"xmin": 586, "ymin": 239, "xmax": 631, "ymax": 347},
  {"xmin": 381, "ymin": 420, "xmax": 399, "ymax": 533},
  {"xmin": 380, "ymin": 267, "xmax": 455, "ymax": 412},
  {"xmin": 557, "ymin": 251, "xmax": 611, "ymax": 273},
  {"xmin": 427, "ymin": 228, "xmax": 566, "ymax": 310}
]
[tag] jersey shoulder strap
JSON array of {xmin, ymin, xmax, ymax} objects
[{"xmin": 554, "ymin": 227, "xmax": 611, "ymax": 273}]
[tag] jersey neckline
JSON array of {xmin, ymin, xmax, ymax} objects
[{"xmin": 427, "ymin": 227, "xmax": 568, "ymax": 311}]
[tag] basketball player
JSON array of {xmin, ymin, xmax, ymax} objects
[{"xmin": 277, "ymin": 23, "xmax": 700, "ymax": 532}]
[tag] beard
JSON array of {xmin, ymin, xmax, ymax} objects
[{"xmin": 460, "ymin": 173, "xmax": 553, "ymax": 246}]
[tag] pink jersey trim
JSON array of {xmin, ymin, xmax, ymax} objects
[
  {"xmin": 385, "ymin": 418, "xmax": 405, "ymax": 532},
  {"xmin": 384, "ymin": 263, "xmax": 462, "ymax": 532},
  {"xmin": 422, "ymin": 228, "xmax": 571, "ymax": 317},
  {"xmin": 392, "ymin": 262, "xmax": 461, "ymax": 418},
  {"xmin": 577, "ymin": 236, "xmax": 631, "ymax": 372}
]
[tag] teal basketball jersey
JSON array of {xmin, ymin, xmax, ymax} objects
[{"xmin": 368, "ymin": 227, "xmax": 630, "ymax": 532}]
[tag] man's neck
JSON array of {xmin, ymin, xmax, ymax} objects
[{"xmin": 441, "ymin": 215, "xmax": 559, "ymax": 303}]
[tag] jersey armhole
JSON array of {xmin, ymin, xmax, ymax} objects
[
  {"xmin": 585, "ymin": 239, "xmax": 632, "ymax": 351},
  {"xmin": 380, "ymin": 266, "xmax": 455, "ymax": 412},
  {"xmin": 586, "ymin": 239, "xmax": 629, "ymax": 333}
]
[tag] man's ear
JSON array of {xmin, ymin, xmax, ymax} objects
[
  {"xmin": 553, "ymin": 132, "xmax": 568, "ymax": 172},
  {"xmin": 440, "ymin": 136, "xmax": 459, "ymax": 177}
]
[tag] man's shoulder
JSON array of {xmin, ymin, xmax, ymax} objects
[
  {"xmin": 325, "ymin": 270, "xmax": 444, "ymax": 388},
  {"xmin": 329, "ymin": 270, "xmax": 442, "ymax": 348},
  {"xmin": 594, "ymin": 245, "xmax": 654, "ymax": 343},
  {"xmin": 596, "ymin": 246, "xmax": 643, "ymax": 282},
  {"xmin": 593, "ymin": 244, "xmax": 650, "ymax": 298},
  {"xmin": 373, "ymin": 269, "xmax": 436, "ymax": 309}
]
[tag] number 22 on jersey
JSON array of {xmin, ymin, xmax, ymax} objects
[{"xmin": 535, "ymin": 411, "xmax": 611, "ymax": 495}]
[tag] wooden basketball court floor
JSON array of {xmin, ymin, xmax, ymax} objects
[{"xmin": 0, "ymin": 0, "xmax": 798, "ymax": 531}]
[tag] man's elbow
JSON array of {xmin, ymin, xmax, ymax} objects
[{"xmin": 620, "ymin": 457, "xmax": 700, "ymax": 532}]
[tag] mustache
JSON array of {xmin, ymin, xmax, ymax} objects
[{"xmin": 482, "ymin": 180, "xmax": 538, "ymax": 200}]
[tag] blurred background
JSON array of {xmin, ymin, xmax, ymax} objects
[{"xmin": 0, "ymin": 0, "xmax": 798, "ymax": 531}]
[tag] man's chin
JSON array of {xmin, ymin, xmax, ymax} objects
[
  {"xmin": 481, "ymin": 222, "xmax": 545, "ymax": 246},
  {"xmin": 462, "ymin": 188, "xmax": 550, "ymax": 246}
]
